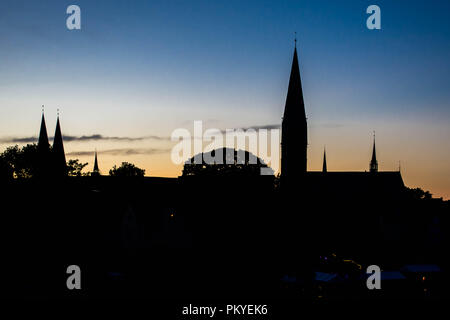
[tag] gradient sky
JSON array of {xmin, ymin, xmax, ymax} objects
[{"xmin": 0, "ymin": 0, "xmax": 450, "ymax": 198}]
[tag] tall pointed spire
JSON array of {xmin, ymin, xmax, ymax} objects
[
  {"xmin": 281, "ymin": 39, "xmax": 308, "ymax": 183},
  {"xmin": 322, "ymin": 147, "xmax": 327, "ymax": 173},
  {"xmin": 282, "ymin": 43, "xmax": 306, "ymax": 121},
  {"xmin": 53, "ymin": 110, "xmax": 67, "ymax": 176},
  {"xmin": 92, "ymin": 150, "xmax": 100, "ymax": 176},
  {"xmin": 38, "ymin": 106, "xmax": 49, "ymax": 151},
  {"xmin": 36, "ymin": 106, "xmax": 51, "ymax": 178},
  {"xmin": 370, "ymin": 131, "xmax": 378, "ymax": 172}
]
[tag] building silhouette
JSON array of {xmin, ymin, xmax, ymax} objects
[
  {"xmin": 37, "ymin": 109, "xmax": 67, "ymax": 177},
  {"xmin": 281, "ymin": 44, "xmax": 308, "ymax": 186},
  {"xmin": 6, "ymin": 43, "xmax": 448, "ymax": 301},
  {"xmin": 32, "ymin": 44, "xmax": 404, "ymax": 200},
  {"xmin": 31, "ymin": 44, "xmax": 405, "ymax": 204},
  {"xmin": 280, "ymin": 45, "xmax": 404, "ymax": 196}
]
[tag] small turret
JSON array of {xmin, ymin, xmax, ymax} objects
[
  {"xmin": 92, "ymin": 150, "xmax": 100, "ymax": 176},
  {"xmin": 370, "ymin": 132, "xmax": 378, "ymax": 173}
]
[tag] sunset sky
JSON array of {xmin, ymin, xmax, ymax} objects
[{"xmin": 0, "ymin": 0, "xmax": 449, "ymax": 199}]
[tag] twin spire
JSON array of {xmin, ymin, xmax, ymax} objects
[
  {"xmin": 38, "ymin": 106, "xmax": 66, "ymax": 176},
  {"xmin": 38, "ymin": 107, "xmax": 100, "ymax": 176}
]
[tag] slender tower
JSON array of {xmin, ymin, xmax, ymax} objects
[
  {"xmin": 92, "ymin": 150, "xmax": 100, "ymax": 176},
  {"xmin": 370, "ymin": 132, "xmax": 378, "ymax": 173},
  {"xmin": 53, "ymin": 110, "xmax": 67, "ymax": 176},
  {"xmin": 37, "ymin": 107, "xmax": 51, "ymax": 177},
  {"xmin": 38, "ymin": 107, "xmax": 49, "ymax": 152},
  {"xmin": 322, "ymin": 147, "xmax": 327, "ymax": 173},
  {"xmin": 281, "ymin": 39, "xmax": 308, "ymax": 185}
]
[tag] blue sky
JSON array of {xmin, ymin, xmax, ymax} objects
[{"xmin": 0, "ymin": 0, "xmax": 450, "ymax": 197}]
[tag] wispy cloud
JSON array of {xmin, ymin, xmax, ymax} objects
[
  {"xmin": 233, "ymin": 123, "xmax": 344, "ymax": 130},
  {"xmin": 0, "ymin": 137, "xmax": 36, "ymax": 144},
  {"xmin": 66, "ymin": 148, "xmax": 170, "ymax": 157},
  {"xmin": 0, "ymin": 125, "xmax": 282, "ymax": 145},
  {"xmin": 63, "ymin": 134, "xmax": 146, "ymax": 142},
  {"xmin": 0, "ymin": 134, "xmax": 170, "ymax": 144},
  {"xmin": 216, "ymin": 124, "xmax": 281, "ymax": 134},
  {"xmin": 241, "ymin": 124, "xmax": 281, "ymax": 130}
]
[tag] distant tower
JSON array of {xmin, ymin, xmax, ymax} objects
[
  {"xmin": 322, "ymin": 147, "xmax": 327, "ymax": 173},
  {"xmin": 92, "ymin": 150, "xmax": 100, "ymax": 176},
  {"xmin": 53, "ymin": 110, "xmax": 67, "ymax": 176},
  {"xmin": 38, "ymin": 107, "xmax": 49, "ymax": 152},
  {"xmin": 281, "ymin": 40, "xmax": 308, "ymax": 184},
  {"xmin": 370, "ymin": 132, "xmax": 378, "ymax": 173},
  {"xmin": 37, "ymin": 107, "xmax": 51, "ymax": 177}
]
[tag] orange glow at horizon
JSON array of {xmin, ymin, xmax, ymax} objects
[{"xmin": 59, "ymin": 118, "xmax": 450, "ymax": 201}]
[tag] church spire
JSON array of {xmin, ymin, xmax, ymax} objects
[
  {"xmin": 92, "ymin": 150, "xmax": 100, "ymax": 176},
  {"xmin": 282, "ymin": 43, "xmax": 306, "ymax": 121},
  {"xmin": 53, "ymin": 110, "xmax": 67, "ymax": 176},
  {"xmin": 322, "ymin": 147, "xmax": 327, "ymax": 173},
  {"xmin": 36, "ymin": 107, "xmax": 52, "ymax": 177},
  {"xmin": 38, "ymin": 106, "xmax": 49, "ymax": 151},
  {"xmin": 370, "ymin": 131, "xmax": 378, "ymax": 172},
  {"xmin": 281, "ymin": 41, "xmax": 308, "ymax": 182}
]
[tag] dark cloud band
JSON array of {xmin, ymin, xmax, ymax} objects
[
  {"xmin": 66, "ymin": 148, "xmax": 170, "ymax": 157},
  {"xmin": 0, "ymin": 134, "xmax": 169, "ymax": 144}
]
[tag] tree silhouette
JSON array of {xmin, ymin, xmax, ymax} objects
[
  {"xmin": 405, "ymin": 187, "xmax": 433, "ymax": 200},
  {"xmin": 0, "ymin": 143, "xmax": 89, "ymax": 179},
  {"xmin": 0, "ymin": 144, "xmax": 40, "ymax": 178},
  {"xmin": 0, "ymin": 154, "xmax": 13, "ymax": 181},
  {"xmin": 182, "ymin": 147, "xmax": 273, "ymax": 176},
  {"xmin": 109, "ymin": 162, "xmax": 145, "ymax": 177},
  {"xmin": 67, "ymin": 159, "xmax": 89, "ymax": 177}
]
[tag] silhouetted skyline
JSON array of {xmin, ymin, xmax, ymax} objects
[
  {"xmin": 1, "ymin": 2, "xmax": 449, "ymax": 302},
  {"xmin": 0, "ymin": 0, "xmax": 450, "ymax": 198}
]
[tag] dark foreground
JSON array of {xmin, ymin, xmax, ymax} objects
[{"xmin": 1, "ymin": 176, "xmax": 449, "ymax": 301}]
